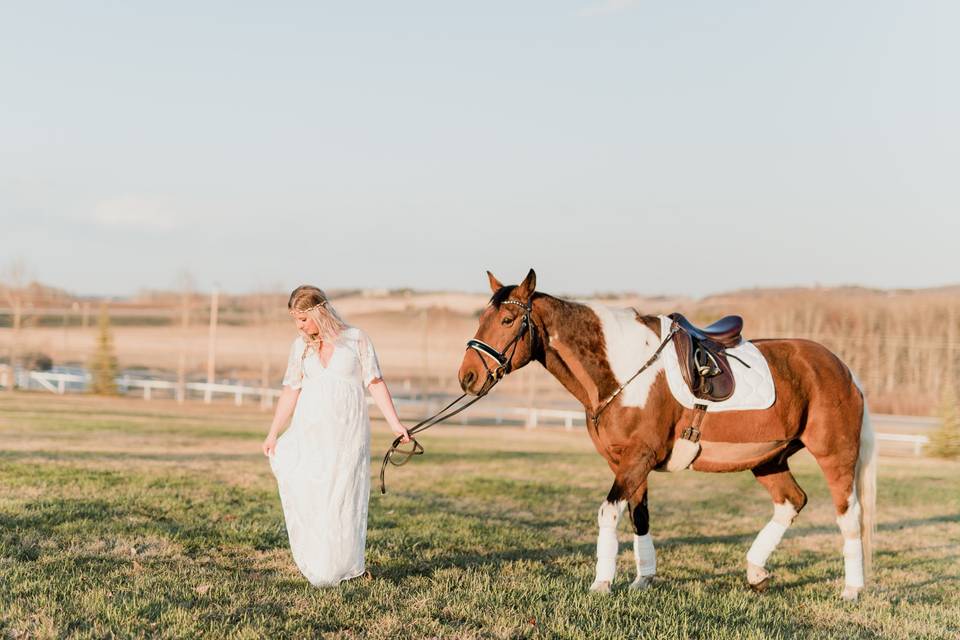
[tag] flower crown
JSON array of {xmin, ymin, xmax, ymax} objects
[{"xmin": 289, "ymin": 300, "xmax": 327, "ymax": 315}]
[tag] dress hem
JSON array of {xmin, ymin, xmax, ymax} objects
[{"xmin": 308, "ymin": 566, "xmax": 366, "ymax": 588}]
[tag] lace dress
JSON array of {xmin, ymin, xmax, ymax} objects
[{"xmin": 268, "ymin": 326, "xmax": 382, "ymax": 587}]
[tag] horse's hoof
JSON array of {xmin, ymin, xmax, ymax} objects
[
  {"xmin": 629, "ymin": 576, "xmax": 655, "ymax": 590},
  {"xmin": 747, "ymin": 562, "xmax": 771, "ymax": 592},
  {"xmin": 841, "ymin": 585, "xmax": 861, "ymax": 601},
  {"xmin": 589, "ymin": 580, "xmax": 612, "ymax": 594},
  {"xmin": 749, "ymin": 576, "xmax": 772, "ymax": 593}
]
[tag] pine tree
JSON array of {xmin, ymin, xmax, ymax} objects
[
  {"xmin": 930, "ymin": 384, "xmax": 960, "ymax": 459},
  {"xmin": 90, "ymin": 303, "xmax": 119, "ymax": 395}
]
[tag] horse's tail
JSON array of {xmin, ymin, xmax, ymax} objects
[{"xmin": 853, "ymin": 375, "xmax": 877, "ymax": 578}]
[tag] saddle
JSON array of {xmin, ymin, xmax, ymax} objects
[{"xmin": 667, "ymin": 313, "xmax": 744, "ymax": 402}]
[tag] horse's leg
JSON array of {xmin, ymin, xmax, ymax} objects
[
  {"xmin": 816, "ymin": 452, "xmax": 868, "ymax": 601},
  {"xmin": 627, "ymin": 487, "xmax": 656, "ymax": 590},
  {"xmin": 805, "ymin": 395, "xmax": 876, "ymax": 601},
  {"xmin": 589, "ymin": 492, "xmax": 625, "ymax": 594},
  {"xmin": 588, "ymin": 445, "xmax": 658, "ymax": 593},
  {"xmin": 746, "ymin": 460, "xmax": 808, "ymax": 592}
]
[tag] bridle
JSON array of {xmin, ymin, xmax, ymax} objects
[
  {"xmin": 378, "ymin": 294, "xmax": 536, "ymax": 494},
  {"xmin": 464, "ymin": 298, "xmax": 536, "ymax": 384}
]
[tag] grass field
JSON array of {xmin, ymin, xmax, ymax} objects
[{"xmin": 1, "ymin": 393, "xmax": 959, "ymax": 639}]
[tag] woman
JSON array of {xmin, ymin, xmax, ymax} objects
[{"xmin": 262, "ymin": 285, "xmax": 410, "ymax": 587}]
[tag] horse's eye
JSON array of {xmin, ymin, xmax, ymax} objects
[{"xmin": 501, "ymin": 316, "xmax": 515, "ymax": 326}]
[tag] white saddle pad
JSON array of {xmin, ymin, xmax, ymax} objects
[{"xmin": 659, "ymin": 315, "xmax": 776, "ymax": 412}]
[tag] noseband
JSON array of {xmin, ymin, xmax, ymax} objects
[{"xmin": 465, "ymin": 297, "xmax": 536, "ymax": 384}]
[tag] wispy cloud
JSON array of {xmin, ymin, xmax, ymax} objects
[
  {"xmin": 577, "ymin": 0, "xmax": 641, "ymax": 17},
  {"xmin": 92, "ymin": 196, "xmax": 183, "ymax": 232}
]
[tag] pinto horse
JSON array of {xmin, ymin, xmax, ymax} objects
[{"xmin": 457, "ymin": 269, "xmax": 876, "ymax": 601}]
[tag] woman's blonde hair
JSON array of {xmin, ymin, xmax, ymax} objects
[{"xmin": 288, "ymin": 285, "xmax": 348, "ymax": 352}]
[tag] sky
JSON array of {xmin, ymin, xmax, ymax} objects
[{"xmin": 2, "ymin": 1, "xmax": 957, "ymax": 298}]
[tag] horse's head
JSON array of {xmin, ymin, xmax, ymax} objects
[{"xmin": 458, "ymin": 268, "xmax": 539, "ymax": 395}]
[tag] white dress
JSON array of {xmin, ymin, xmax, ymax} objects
[{"xmin": 268, "ymin": 326, "xmax": 383, "ymax": 587}]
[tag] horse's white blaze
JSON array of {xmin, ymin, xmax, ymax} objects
[
  {"xmin": 585, "ymin": 302, "xmax": 663, "ymax": 409},
  {"xmin": 594, "ymin": 500, "xmax": 624, "ymax": 583},
  {"xmin": 837, "ymin": 491, "xmax": 865, "ymax": 588},
  {"xmin": 633, "ymin": 534, "xmax": 656, "ymax": 577},
  {"xmin": 746, "ymin": 501, "xmax": 798, "ymax": 570}
]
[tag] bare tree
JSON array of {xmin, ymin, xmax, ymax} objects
[
  {"xmin": 1, "ymin": 259, "xmax": 30, "ymax": 391},
  {"xmin": 204, "ymin": 285, "xmax": 220, "ymax": 403},
  {"xmin": 255, "ymin": 284, "xmax": 282, "ymax": 410},
  {"xmin": 175, "ymin": 271, "xmax": 196, "ymax": 403}
]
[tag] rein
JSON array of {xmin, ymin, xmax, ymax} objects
[
  {"xmin": 378, "ymin": 296, "xmax": 536, "ymax": 494},
  {"xmin": 589, "ymin": 325, "xmax": 678, "ymax": 427}
]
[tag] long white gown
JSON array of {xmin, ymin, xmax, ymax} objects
[{"xmin": 268, "ymin": 326, "xmax": 382, "ymax": 587}]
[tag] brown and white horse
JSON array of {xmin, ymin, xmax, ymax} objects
[{"xmin": 457, "ymin": 269, "xmax": 876, "ymax": 600}]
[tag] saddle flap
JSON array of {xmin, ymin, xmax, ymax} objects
[{"xmin": 669, "ymin": 318, "xmax": 736, "ymax": 402}]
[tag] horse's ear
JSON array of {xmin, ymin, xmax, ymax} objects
[
  {"xmin": 487, "ymin": 271, "xmax": 504, "ymax": 293},
  {"xmin": 516, "ymin": 268, "xmax": 537, "ymax": 298}
]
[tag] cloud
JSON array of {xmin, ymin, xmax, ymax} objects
[
  {"xmin": 92, "ymin": 196, "xmax": 183, "ymax": 232},
  {"xmin": 577, "ymin": 0, "xmax": 641, "ymax": 17}
]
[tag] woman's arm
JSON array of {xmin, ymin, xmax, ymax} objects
[
  {"xmin": 262, "ymin": 386, "xmax": 301, "ymax": 456},
  {"xmin": 368, "ymin": 378, "xmax": 411, "ymax": 442}
]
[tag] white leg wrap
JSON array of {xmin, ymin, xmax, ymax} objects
[
  {"xmin": 746, "ymin": 520, "xmax": 788, "ymax": 568},
  {"xmin": 595, "ymin": 526, "xmax": 618, "ymax": 582},
  {"xmin": 746, "ymin": 502, "xmax": 797, "ymax": 568},
  {"xmin": 843, "ymin": 538, "xmax": 865, "ymax": 588},
  {"xmin": 594, "ymin": 501, "xmax": 623, "ymax": 583},
  {"xmin": 836, "ymin": 492, "xmax": 864, "ymax": 589},
  {"xmin": 633, "ymin": 534, "xmax": 656, "ymax": 577}
]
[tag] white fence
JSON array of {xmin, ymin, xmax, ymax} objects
[
  {"xmin": 874, "ymin": 432, "xmax": 930, "ymax": 457},
  {"xmin": 2, "ymin": 369, "xmax": 281, "ymax": 407},
  {"xmin": 0, "ymin": 369, "xmax": 936, "ymax": 456}
]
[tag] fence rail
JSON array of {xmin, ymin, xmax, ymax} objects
[{"xmin": 1, "ymin": 369, "xmax": 938, "ymax": 456}]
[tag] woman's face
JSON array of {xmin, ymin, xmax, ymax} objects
[{"xmin": 292, "ymin": 311, "xmax": 320, "ymax": 337}]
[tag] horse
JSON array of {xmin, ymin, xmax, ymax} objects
[{"xmin": 457, "ymin": 269, "xmax": 876, "ymax": 601}]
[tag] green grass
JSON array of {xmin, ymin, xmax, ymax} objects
[{"xmin": 1, "ymin": 393, "xmax": 959, "ymax": 639}]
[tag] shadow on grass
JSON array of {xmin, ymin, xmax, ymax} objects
[
  {"xmin": 0, "ymin": 494, "xmax": 288, "ymax": 563},
  {"xmin": 373, "ymin": 537, "xmax": 595, "ymax": 582},
  {"xmin": 659, "ymin": 512, "xmax": 960, "ymax": 549}
]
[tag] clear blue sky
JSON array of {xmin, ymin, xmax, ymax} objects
[{"xmin": 2, "ymin": 1, "xmax": 957, "ymax": 297}]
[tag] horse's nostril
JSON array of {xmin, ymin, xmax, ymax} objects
[{"xmin": 461, "ymin": 371, "xmax": 475, "ymax": 391}]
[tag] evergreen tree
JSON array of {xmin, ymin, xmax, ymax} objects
[
  {"xmin": 90, "ymin": 303, "xmax": 119, "ymax": 395},
  {"xmin": 930, "ymin": 384, "xmax": 960, "ymax": 459}
]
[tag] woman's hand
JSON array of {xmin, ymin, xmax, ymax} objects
[
  {"xmin": 392, "ymin": 424, "xmax": 411, "ymax": 444},
  {"xmin": 262, "ymin": 433, "xmax": 278, "ymax": 457}
]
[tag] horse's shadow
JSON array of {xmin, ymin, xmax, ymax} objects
[
  {"xmin": 659, "ymin": 512, "xmax": 959, "ymax": 549},
  {"xmin": 373, "ymin": 496, "xmax": 960, "ymax": 587}
]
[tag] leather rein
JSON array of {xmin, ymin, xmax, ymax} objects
[
  {"xmin": 589, "ymin": 324, "xmax": 679, "ymax": 427},
  {"xmin": 378, "ymin": 296, "xmax": 536, "ymax": 494}
]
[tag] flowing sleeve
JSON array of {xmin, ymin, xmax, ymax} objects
[
  {"xmin": 357, "ymin": 329, "xmax": 383, "ymax": 387},
  {"xmin": 281, "ymin": 338, "xmax": 303, "ymax": 390}
]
